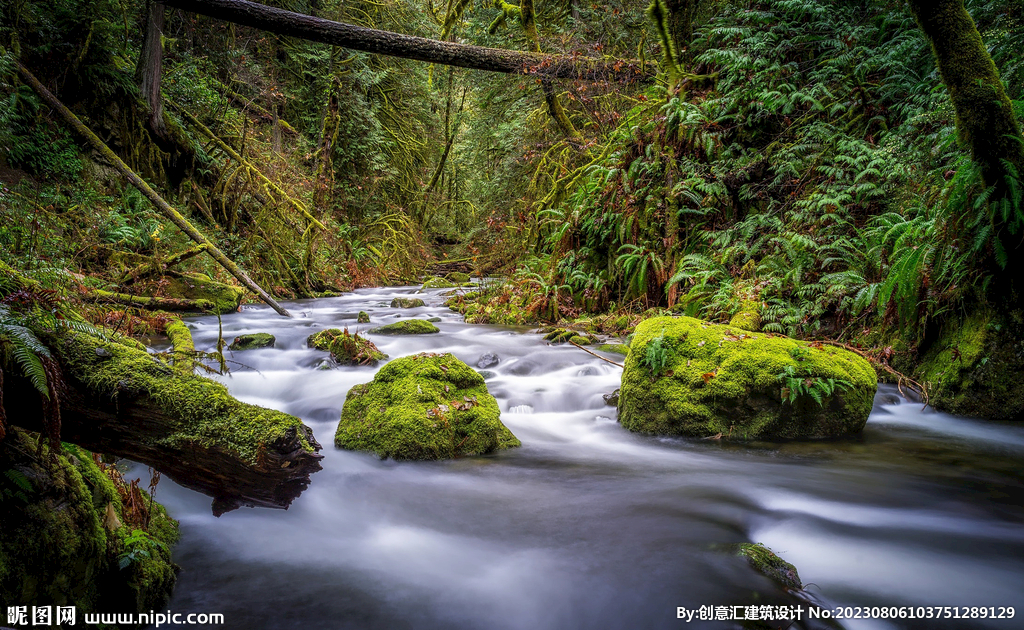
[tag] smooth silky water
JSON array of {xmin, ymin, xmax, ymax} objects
[{"xmin": 138, "ymin": 285, "xmax": 1024, "ymax": 629}]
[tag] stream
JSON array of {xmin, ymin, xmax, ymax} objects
[{"xmin": 142, "ymin": 285, "xmax": 1024, "ymax": 629}]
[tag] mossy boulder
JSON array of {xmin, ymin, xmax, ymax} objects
[
  {"xmin": 391, "ymin": 297, "xmax": 425, "ymax": 308},
  {"xmin": 568, "ymin": 335, "xmax": 592, "ymax": 346},
  {"xmin": 357, "ymin": 311, "xmax": 371, "ymax": 323},
  {"xmin": 618, "ymin": 317, "xmax": 877, "ymax": 440},
  {"xmin": 165, "ymin": 272, "xmax": 244, "ymax": 314},
  {"xmin": 729, "ymin": 300, "xmax": 762, "ymax": 332},
  {"xmin": 0, "ymin": 430, "xmax": 179, "ymax": 614},
  {"xmin": 307, "ymin": 328, "xmax": 387, "ymax": 366},
  {"xmin": 228, "ymin": 332, "xmax": 276, "ymax": 351},
  {"xmin": 335, "ymin": 353, "xmax": 521, "ymax": 460},
  {"xmin": 917, "ymin": 307, "xmax": 1024, "ymax": 419},
  {"xmin": 736, "ymin": 543, "xmax": 802, "ymax": 590},
  {"xmin": 421, "ymin": 276, "xmax": 457, "ymax": 290},
  {"xmin": 446, "ymin": 272, "xmax": 471, "ymax": 283},
  {"xmin": 369, "ymin": 319, "xmax": 440, "ymax": 335}
]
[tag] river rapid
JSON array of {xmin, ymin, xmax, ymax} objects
[{"xmin": 142, "ymin": 284, "xmax": 1024, "ymax": 630}]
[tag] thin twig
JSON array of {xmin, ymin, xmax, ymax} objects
[{"xmin": 568, "ymin": 340, "xmax": 624, "ymax": 368}]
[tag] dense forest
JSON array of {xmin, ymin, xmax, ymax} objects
[{"xmin": 2, "ymin": 0, "xmax": 1024, "ymax": 627}]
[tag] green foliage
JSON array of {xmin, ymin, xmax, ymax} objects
[
  {"xmin": 117, "ymin": 529, "xmax": 169, "ymax": 571},
  {"xmin": 776, "ymin": 364, "xmax": 853, "ymax": 406},
  {"xmin": 639, "ymin": 329, "xmax": 672, "ymax": 375}
]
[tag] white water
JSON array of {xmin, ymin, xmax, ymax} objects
[{"xmin": 140, "ymin": 285, "xmax": 1024, "ymax": 629}]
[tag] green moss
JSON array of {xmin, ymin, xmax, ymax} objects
[
  {"xmin": 736, "ymin": 543, "xmax": 802, "ymax": 590},
  {"xmin": 445, "ymin": 272, "xmax": 471, "ymax": 283},
  {"xmin": 0, "ymin": 430, "xmax": 179, "ymax": 614},
  {"xmin": 391, "ymin": 297, "xmax": 425, "ymax": 308},
  {"xmin": 164, "ymin": 319, "xmax": 195, "ymax": 374},
  {"xmin": 370, "ymin": 319, "xmax": 440, "ymax": 335},
  {"xmin": 307, "ymin": 328, "xmax": 387, "ymax": 365},
  {"xmin": 568, "ymin": 335, "xmax": 591, "ymax": 346},
  {"xmin": 421, "ymin": 276, "xmax": 457, "ymax": 289},
  {"xmin": 54, "ymin": 330, "xmax": 316, "ymax": 464},
  {"xmin": 917, "ymin": 307, "xmax": 1024, "ymax": 419},
  {"xmin": 357, "ymin": 311, "xmax": 371, "ymax": 323},
  {"xmin": 335, "ymin": 353, "xmax": 520, "ymax": 460},
  {"xmin": 165, "ymin": 273, "xmax": 244, "ymax": 314},
  {"xmin": 544, "ymin": 328, "xmax": 576, "ymax": 343},
  {"xmin": 618, "ymin": 317, "xmax": 877, "ymax": 440},
  {"xmin": 228, "ymin": 332, "xmax": 276, "ymax": 351},
  {"xmin": 728, "ymin": 300, "xmax": 762, "ymax": 332},
  {"xmin": 597, "ymin": 344, "xmax": 630, "ymax": 356}
]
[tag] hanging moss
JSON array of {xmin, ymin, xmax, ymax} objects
[{"xmin": 335, "ymin": 353, "xmax": 520, "ymax": 460}]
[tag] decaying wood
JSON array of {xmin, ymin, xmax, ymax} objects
[
  {"xmin": 162, "ymin": 0, "xmax": 654, "ymax": 82},
  {"xmin": 83, "ymin": 288, "xmax": 215, "ymax": 312},
  {"xmin": 15, "ymin": 62, "xmax": 293, "ymax": 318}
]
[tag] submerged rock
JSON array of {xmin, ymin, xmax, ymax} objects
[
  {"xmin": 357, "ymin": 311, "xmax": 370, "ymax": 323},
  {"xmin": 426, "ymin": 317, "xmax": 443, "ymax": 323},
  {"xmin": 335, "ymin": 353, "xmax": 520, "ymax": 460},
  {"xmin": 228, "ymin": 332, "xmax": 276, "ymax": 351},
  {"xmin": 307, "ymin": 328, "xmax": 387, "ymax": 366},
  {"xmin": 391, "ymin": 297, "xmax": 425, "ymax": 308},
  {"xmin": 369, "ymin": 319, "xmax": 440, "ymax": 335},
  {"xmin": 477, "ymin": 352, "xmax": 500, "ymax": 369},
  {"xmin": 735, "ymin": 543, "xmax": 802, "ymax": 590},
  {"xmin": 618, "ymin": 316, "xmax": 876, "ymax": 440}
]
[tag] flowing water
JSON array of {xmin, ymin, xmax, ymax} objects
[{"xmin": 141, "ymin": 285, "xmax": 1024, "ymax": 629}]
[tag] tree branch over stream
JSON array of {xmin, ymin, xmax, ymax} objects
[{"xmin": 161, "ymin": 0, "xmax": 655, "ymax": 82}]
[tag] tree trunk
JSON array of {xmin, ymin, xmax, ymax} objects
[
  {"xmin": 4, "ymin": 331, "xmax": 323, "ymax": 516},
  {"xmin": 161, "ymin": 0, "xmax": 653, "ymax": 82},
  {"xmin": 136, "ymin": 1, "xmax": 167, "ymax": 139}
]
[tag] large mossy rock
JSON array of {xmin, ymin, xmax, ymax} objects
[
  {"xmin": 165, "ymin": 272, "xmax": 244, "ymax": 314},
  {"xmin": 917, "ymin": 307, "xmax": 1024, "ymax": 420},
  {"xmin": 0, "ymin": 429, "xmax": 179, "ymax": 614},
  {"xmin": 618, "ymin": 317, "xmax": 877, "ymax": 440},
  {"xmin": 228, "ymin": 332, "xmax": 276, "ymax": 351},
  {"xmin": 369, "ymin": 319, "xmax": 439, "ymax": 335},
  {"xmin": 335, "ymin": 353, "xmax": 520, "ymax": 460},
  {"xmin": 307, "ymin": 328, "xmax": 387, "ymax": 365}
]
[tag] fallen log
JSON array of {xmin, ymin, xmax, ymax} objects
[
  {"xmin": 163, "ymin": 0, "xmax": 653, "ymax": 82},
  {"xmin": 5, "ymin": 329, "xmax": 323, "ymax": 516},
  {"xmin": 84, "ymin": 289, "xmax": 218, "ymax": 312}
]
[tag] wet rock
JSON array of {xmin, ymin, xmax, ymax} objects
[
  {"xmin": 603, "ymin": 389, "xmax": 620, "ymax": 406},
  {"xmin": 335, "ymin": 353, "xmax": 520, "ymax": 460},
  {"xmin": 427, "ymin": 317, "xmax": 443, "ymax": 323},
  {"xmin": 357, "ymin": 311, "xmax": 370, "ymax": 323},
  {"xmin": 477, "ymin": 370, "xmax": 496, "ymax": 380},
  {"xmin": 420, "ymin": 276, "xmax": 457, "ymax": 290},
  {"xmin": 391, "ymin": 297, "xmax": 425, "ymax": 308},
  {"xmin": 445, "ymin": 272, "xmax": 471, "ymax": 283},
  {"xmin": 477, "ymin": 352, "xmax": 500, "ymax": 369},
  {"xmin": 307, "ymin": 328, "xmax": 387, "ymax": 366},
  {"xmin": 228, "ymin": 333, "xmax": 276, "ymax": 351},
  {"xmin": 596, "ymin": 343, "xmax": 629, "ymax": 356},
  {"xmin": 618, "ymin": 316, "xmax": 877, "ymax": 440},
  {"xmin": 735, "ymin": 543, "xmax": 802, "ymax": 590},
  {"xmin": 369, "ymin": 319, "xmax": 440, "ymax": 335}
]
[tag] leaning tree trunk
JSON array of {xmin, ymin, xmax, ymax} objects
[
  {"xmin": 161, "ymin": 0, "xmax": 653, "ymax": 82},
  {"xmin": 909, "ymin": 0, "xmax": 1024, "ymax": 281}
]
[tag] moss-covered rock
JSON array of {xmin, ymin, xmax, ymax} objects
[
  {"xmin": 568, "ymin": 335, "xmax": 592, "ymax": 346},
  {"xmin": 544, "ymin": 328, "xmax": 575, "ymax": 343},
  {"xmin": 391, "ymin": 297, "xmax": 425, "ymax": 308},
  {"xmin": 917, "ymin": 307, "xmax": 1024, "ymax": 419},
  {"xmin": 307, "ymin": 328, "xmax": 387, "ymax": 366},
  {"xmin": 597, "ymin": 343, "xmax": 630, "ymax": 356},
  {"xmin": 370, "ymin": 319, "xmax": 440, "ymax": 335},
  {"xmin": 357, "ymin": 311, "xmax": 371, "ymax": 323},
  {"xmin": 735, "ymin": 543, "xmax": 802, "ymax": 590},
  {"xmin": 0, "ymin": 430, "xmax": 179, "ymax": 615},
  {"xmin": 618, "ymin": 317, "xmax": 876, "ymax": 440},
  {"xmin": 446, "ymin": 272, "xmax": 471, "ymax": 283},
  {"xmin": 228, "ymin": 332, "xmax": 276, "ymax": 351},
  {"xmin": 729, "ymin": 300, "xmax": 762, "ymax": 332},
  {"xmin": 335, "ymin": 353, "xmax": 520, "ymax": 460},
  {"xmin": 421, "ymin": 276, "xmax": 457, "ymax": 290},
  {"xmin": 165, "ymin": 273, "xmax": 244, "ymax": 314}
]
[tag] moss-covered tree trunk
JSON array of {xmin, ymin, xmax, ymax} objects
[{"xmin": 136, "ymin": 1, "xmax": 167, "ymax": 139}]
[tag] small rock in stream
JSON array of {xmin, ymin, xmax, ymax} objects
[{"xmin": 477, "ymin": 352, "xmax": 500, "ymax": 369}]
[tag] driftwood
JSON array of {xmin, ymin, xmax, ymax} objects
[
  {"xmin": 163, "ymin": 0, "xmax": 653, "ymax": 82},
  {"xmin": 4, "ymin": 330, "xmax": 323, "ymax": 515},
  {"xmin": 15, "ymin": 62, "xmax": 292, "ymax": 318}
]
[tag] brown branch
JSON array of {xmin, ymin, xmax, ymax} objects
[
  {"xmin": 817, "ymin": 340, "xmax": 929, "ymax": 405},
  {"xmin": 568, "ymin": 340, "xmax": 625, "ymax": 368}
]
